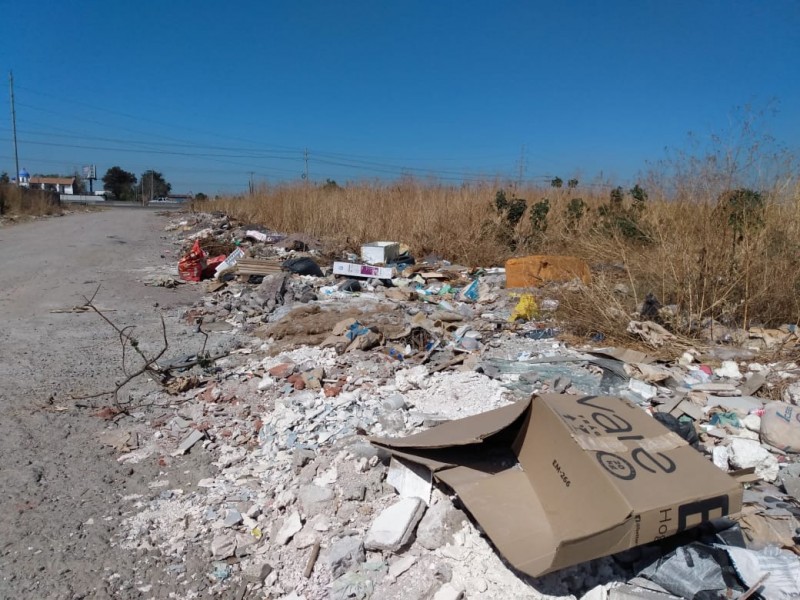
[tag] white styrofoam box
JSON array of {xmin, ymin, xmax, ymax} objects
[{"xmin": 361, "ymin": 241, "xmax": 400, "ymax": 265}]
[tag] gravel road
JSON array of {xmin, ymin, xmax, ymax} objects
[{"xmin": 0, "ymin": 209, "xmax": 204, "ymax": 599}]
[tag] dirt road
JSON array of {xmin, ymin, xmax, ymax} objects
[{"xmin": 0, "ymin": 210, "xmax": 203, "ymax": 599}]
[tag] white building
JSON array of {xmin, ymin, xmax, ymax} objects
[{"xmin": 23, "ymin": 175, "xmax": 76, "ymax": 194}]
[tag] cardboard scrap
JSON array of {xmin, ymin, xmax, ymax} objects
[
  {"xmin": 371, "ymin": 394, "xmax": 742, "ymax": 577},
  {"xmin": 505, "ymin": 255, "xmax": 591, "ymax": 288},
  {"xmin": 333, "ymin": 261, "xmax": 393, "ymax": 280}
]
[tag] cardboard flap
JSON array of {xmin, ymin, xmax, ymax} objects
[
  {"xmin": 437, "ymin": 466, "xmax": 560, "ymax": 576},
  {"xmin": 370, "ymin": 399, "xmax": 530, "ymax": 450},
  {"xmin": 589, "ymin": 347, "xmax": 655, "ymax": 365}
]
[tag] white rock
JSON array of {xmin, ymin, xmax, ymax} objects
[
  {"xmin": 742, "ymin": 414, "xmax": 762, "ymax": 432},
  {"xmin": 580, "ymin": 585, "xmax": 609, "ymax": 600},
  {"xmin": 432, "ymin": 582, "xmax": 465, "ymax": 600},
  {"xmin": 628, "ymin": 378, "xmax": 657, "ymax": 400},
  {"xmin": 276, "ymin": 511, "xmax": 303, "ymax": 545},
  {"xmin": 728, "ymin": 438, "xmax": 779, "ymax": 481},
  {"xmin": 365, "ymin": 497, "xmax": 426, "ymax": 551},
  {"xmin": 712, "ymin": 445, "xmax": 729, "ymax": 472},
  {"xmin": 314, "ymin": 467, "xmax": 338, "ymax": 486},
  {"xmin": 258, "ymin": 375, "xmax": 275, "ymax": 390},
  {"xmin": 471, "ymin": 577, "xmax": 489, "ymax": 593}
]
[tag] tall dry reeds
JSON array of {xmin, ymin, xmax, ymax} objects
[
  {"xmin": 204, "ymin": 175, "xmax": 800, "ymax": 333},
  {"xmin": 0, "ymin": 184, "xmax": 61, "ymax": 217}
]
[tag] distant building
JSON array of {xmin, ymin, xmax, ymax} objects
[{"xmin": 24, "ymin": 175, "xmax": 76, "ymax": 194}]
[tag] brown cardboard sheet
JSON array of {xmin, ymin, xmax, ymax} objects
[{"xmin": 371, "ymin": 394, "xmax": 742, "ymax": 576}]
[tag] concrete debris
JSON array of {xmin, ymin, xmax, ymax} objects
[
  {"xmin": 276, "ymin": 511, "xmax": 303, "ymax": 545},
  {"xmin": 324, "ymin": 535, "xmax": 366, "ymax": 577},
  {"xmin": 210, "ymin": 531, "xmax": 237, "ymax": 558},
  {"xmin": 365, "ymin": 497, "xmax": 426, "ymax": 551},
  {"xmin": 105, "ymin": 212, "xmax": 800, "ymax": 600},
  {"xmin": 432, "ymin": 582, "xmax": 466, "ymax": 600},
  {"xmin": 416, "ymin": 493, "xmax": 467, "ymax": 551},
  {"xmin": 728, "ymin": 438, "xmax": 780, "ymax": 482}
]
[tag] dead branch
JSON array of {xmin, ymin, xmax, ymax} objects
[{"xmin": 70, "ymin": 287, "xmax": 227, "ymax": 412}]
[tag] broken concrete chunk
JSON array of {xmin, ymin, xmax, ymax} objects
[
  {"xmin": 341, "ymin": 482, "xmax": 367, "ymax": 501},
  {"xmin": 416, "ymin": 499, "xmax": 466, "ymax": 550},
  {"xmin": 293, "ymin": 448, "xmax": 316, "ymax": 471},
  {"xmin": 387, "ymin": 555, "xmax": 416, "ymax": 580},
  {"xmin": 324, "ymin": 535, "xmax": 365, "ymax": 577},
  {"xmin": 728, "ymin": 438, "xmax": 779, "ymax": 482},
  {"xmin": 171, "ymin": 429, "xmax": 204, "ymax": 456},
  {"xmin": 242, "ymin": 561, "xmax": 273, "ymax": 583},
  {"xmin": 365, "ymin": 497, "xmax": 426, "ymax": 552},
  {"xmin": 276, "ymin": 511, "xmax": 303, "ymax": 545},
  {"xmin": 210, "ymin": 531, "xmax": 237, "ymax": 558},
  {"xmin": 222, "ymin": 508, "xmax": 243, "ymax": 527},
  {"xmin": 431, "ymin": 582, "xmax": 465, "ymax": 600},
  {"xmin": 298, "ymin": 484, "xmax": 335, "ymax": 516},
  {"xmin": 779, "ymin": 462, "xmax": 800, "ymax": 501}
]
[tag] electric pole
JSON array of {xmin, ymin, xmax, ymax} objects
[
  {"xmin": 303, "ymin": 148, "xmax": 309, "ymax": 182},
  {"xmin": 9, "ymin": 71, "xmax": 20, "ymax": 185}
]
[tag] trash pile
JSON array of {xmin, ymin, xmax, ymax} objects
[{"xmin": 106, "ymin": 212, "xmax": 800, "ymax": 599}]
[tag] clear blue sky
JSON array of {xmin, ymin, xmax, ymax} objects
[{"xmin": 1, "ymin": 1, "xmax": 798, "ymax": 195}]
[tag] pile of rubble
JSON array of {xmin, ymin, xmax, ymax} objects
[{"xmin": 107, "ymin": 212, "xmax": 800, "ymax": 599}]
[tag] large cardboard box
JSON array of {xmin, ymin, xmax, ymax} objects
[
  {"xmin": 505, "ymin": 255, "xmax": 591, "ymax": 288},
  {"xmin": 333, "ymin": 261, "xmax": 393, "ymax": 279},
  {"xmin": 371, "ymin": 394, "xmax": 742, "ymax": 577}
]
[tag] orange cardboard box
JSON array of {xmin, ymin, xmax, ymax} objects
[{"xmin": 505, "ymin": 255, "xmax": 591, "ymax": 288}]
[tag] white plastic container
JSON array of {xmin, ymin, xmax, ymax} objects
[{"xmin": 361, "ymin": 241, "xmax": 400, "ymax": 265}]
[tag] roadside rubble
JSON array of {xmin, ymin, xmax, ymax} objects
[{"xmin": 103, "ymin": 212, "xmax": 800, "ymax": 599}]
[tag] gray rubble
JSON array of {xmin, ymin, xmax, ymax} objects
[{"xmin": 103, "ymin": 212, "xmax": 800, "ymax": 599}]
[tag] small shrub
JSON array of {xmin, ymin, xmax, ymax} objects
[
  {"xmin": 597, "ymin": 187, "xmax": 651, "ymax": 243},
  {"xmin": 550, "ymin": 177, "xmax": 563, "ymax": 188},
  {"xmin": 565, "ymin": 198, "xmax": 586, "ymax": 230},
  {"xmin": 530, "ymin": 198, "xmax": 550, "ymax": 234},
  {"xmin": 489, "ymin": 188, "xmax": 527, "ymax": 250},
  {"xmin": 567, "ymin": 178, "xmax": 579, "ymax": 189}
]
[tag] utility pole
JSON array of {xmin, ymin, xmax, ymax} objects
[
  {"xmin": 150, "ymin": 170, "xmax": 154, "ymax": 203},
  {"xmin": 9, "ymin": 71, "xmax": 20, "ymax": 185},
  {"xmin": 303, "ymin": 148, "xmax": 309, "ymax": 182}
]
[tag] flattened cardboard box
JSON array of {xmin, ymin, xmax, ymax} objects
[{"xmin": 371, "ymin": 394, "xmax": 742, "ymax": 577}]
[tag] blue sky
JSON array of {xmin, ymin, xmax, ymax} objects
[{"xmin": 1, "ymin": 1, "xmax": 798, "ymax": 195}]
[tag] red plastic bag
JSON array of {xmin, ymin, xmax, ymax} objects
[
  {"xmin": 178, "ymin": 240, "xmax": 207, "ymax": 282},
  {"xmin": 202, "ymin": 254, "xmax": 227, "ymax": 280}
]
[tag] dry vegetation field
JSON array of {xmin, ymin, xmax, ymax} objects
[
  {"xmin": 205, "ymin": 172, "xmax": 800, "ymax": 338},
  {"xmin": 0, "ymin": 184, "xmax": 61, "ymax": 217}
]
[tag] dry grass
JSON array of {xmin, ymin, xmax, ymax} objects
[
  {"xmin": 0, "ymin": 184, "xmax": 61, "ymax": 217},
  {"xmin": 202, "ymin": 176, "xmax": 800, "ymax": 335}
]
